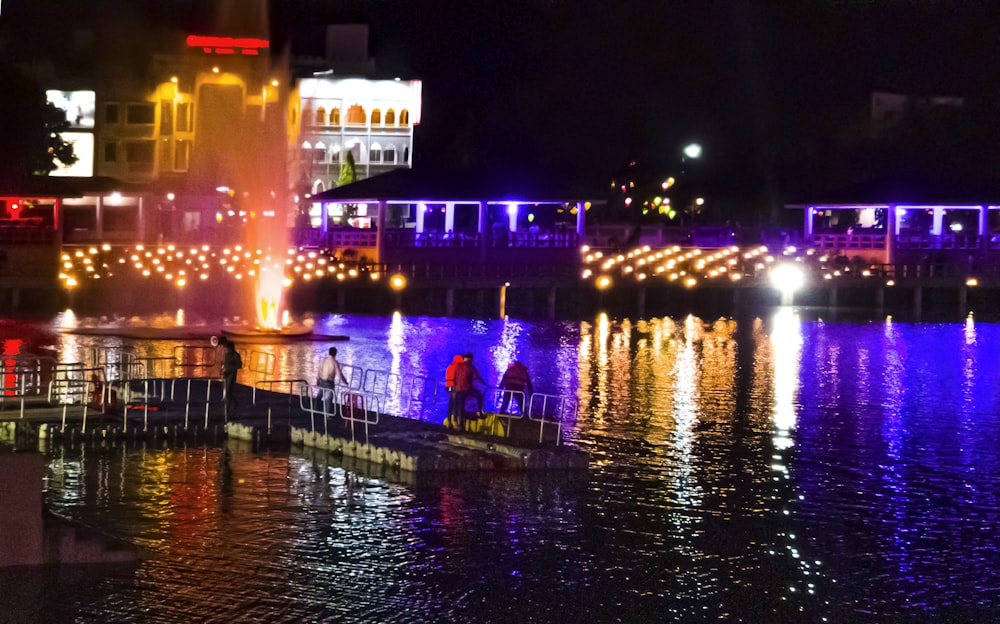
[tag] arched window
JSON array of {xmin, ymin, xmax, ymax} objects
[
  {"xmin": 399, "ymin": 109, "xmax": 409, "ymax": 125},
  {"xmin": 315, "ymin": 107, "xmax": 326, "ymax": 125},
  {"xmin": 314, "ymin": 141, "xmax": 327, "ymax": 163},
  {"xmin": 385, "ymin": 109, "xmax": 396, "ymax": 125},
  {"xmin": 331, "ymin": 145, "xmax": 341, "ymax": 163},
  {"xmin": 384, "ymin": 147, "xmax": 396, "ymax": 164},
  {"xmin": 403, "ymin": 147, "xmax": 409, "ymax": 163},
  {"xmin": 346, "ymin": 104, "xmax": 366, "ymax": 125},
  {"xmin": 370, "ymin": 143, "xmax": 382, "ymax": 163},
  {"xmin": 371, "ymin": 109, "xmax": 382, "ymax": 126},
  {"xmin": 330, "ymin": 107, "xmax": 340, "ymax": 125},
  {"xmin": 312, "ymin": 180, "xmax": 326, "ymax": 194}
]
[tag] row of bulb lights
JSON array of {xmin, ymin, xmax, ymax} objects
[
  {"xmin": 581, "ymin": 244, "xmax": 775, "ymax": 289},
  {"xmin": 58, "ymin": 244, "xmax": 383, "ymax": 289}
]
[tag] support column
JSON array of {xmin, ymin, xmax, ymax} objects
[
  {"xmin": 136, "ymin": 196, "xmax": 145, "ymax": 243},
  {"xmin": 96, "ymin": 196, "xmax": 105, "ymax": 241},
  {"xmin": 499, "ymin": 284, "xmax": 507, "ymax": 318},
  {"xmin": 445, "ymin": 288, "xmax": 455, "ymax": 316},
  {"xmin": 547, "ymin": 287, "xmax": 557, "ymax": 320},
  {"xmin": 805, "ymin": 206, "xmax": 814, "ymax": 240},
  {"xmin": 978, "ymin": 205, "xmax": 988, "ymax": 254},
  {"xmin": 932, "ymin": 206, "xmax": 944, "ymax": 236},
  {"xmin": 416, "ymin": 203, "xmax": 426, "ymax": 234},
  {"xmin": 507, "ymin": 203, "xmax": 517, "ymax": 232},
  {"xmin": 575, "ymin": 201, "xmax": 586, "ymax": 243},
  {"xmin": 321, "ymin": 202, "xmax": 329, "ymax": 236},
  {"xmin": 887, "ymin": 204, "xmax": 897, "ymax": 264},
  {"xmin": 445, "ymin": 202, "xmax": 455, "ymax": 234},
  {"xmin": 375, "ymin": 200, "xmax": 387, "ymax": 263},
  {"xmin": 478, "ymin": 201, "xmax": 489, "ymax": 264}
]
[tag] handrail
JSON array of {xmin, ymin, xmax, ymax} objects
[
  {"xmin": 526, "ymin": 392, "xmax": 578, "ymax": 446},
  {"xmin": 253, "ymin": 378, "xmax": 311, "ymax": 433}
]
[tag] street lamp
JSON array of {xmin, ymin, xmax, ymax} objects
[{"xmin": 683, "ymin": 143, "xmax": 702, "ymax": 160}]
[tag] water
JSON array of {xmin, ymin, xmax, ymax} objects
[{"xmin": 2, "ymin": 310, "xmax": 1000, "ymax": 622}]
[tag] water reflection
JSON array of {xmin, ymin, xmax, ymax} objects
[{"xmin": 4, "ymin": 313, "xmax": 1000, "ymax": 621}]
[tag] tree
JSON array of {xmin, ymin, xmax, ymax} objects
[
  {"xmin": 0, "ymin": 62, "xmax": 77, "ymax": 183},
  {"xmin": 336, "ymin": 150, "xmax": 358, "ymax": 226}
]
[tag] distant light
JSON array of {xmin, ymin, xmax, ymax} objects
[
  {"xmin": 966, "ymin": 277, "xmax": 979, "ymax": 287},
  {"xmin": 596, "ymin": 276, "xmax": 612, "ymax": 290},
  {"xmin": 212, "ymin": 66, "xmax": 220, "ymax": 73},
  {"xmin": 683, "ymin": 143, "xmax": 702, "ymax": 159},
  {"xmin": 950, "ymin": 222, "xmax": 963, "ymax": 232},
  {"xmin": 108, "ymin": 192, "xmax": 122, "ymax": 203},
  {"xmin": 270, "ymin": 79, "xmax": 279, "ymax": 86},
  {"xmin": 166, "ymin": 192, "xmax": 175, "ymax": 201},
  {"xmin": 216, "ymin": 186, "xmax": 230, "ymax": 193},
  {"xmin": 390, "ymin": 274, "xmax": 407, "ymax": 290},
  {"xmin": 170, "ymin": 76, "xmax": 178, "ymax": 83},
  {"xmin": 695, "ymin": 197, "xmax": 705, "ymax": 206},
  {"xmin": 771, "ymin": 263, "xmax": 806, "ymax": 293}
]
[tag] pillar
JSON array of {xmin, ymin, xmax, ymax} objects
[
  {"xmin": 96, "ymin": 196, "xmax": 105, "ymax": 241},
  {"xmin": 547, "ymin": 287, "xmax": 557, "ymax": 320},
  {"xmin": 478, "ymin": 201, "xmax": 489, "ymax": 264},
  {"xmin": 978, "ymin": 205, "xmax": 988, "ymax": 253},
  {"xmin": 375, "ymin": 200, "xmax": 387, "ymax": 263},
  {"xmin": 887, "ymin": 204, "xmax": 897, "ymax": 264},
  {"xmin": 507, "ymin": 203, "xmax": 517, "ymax": 232},
  {"xmin": 136, "ymin": 196, "xmax": 145, "ymax": 243},
  {"xmin": 444, "ymin": 202, "xmax": 455, "ymax": 234},
  {"xmin": 805, "ymin": 206, "xmax": 814, "ymax": 239},
  {"xmin": 445, "ymin": 288, "xmax": 455, "ymax": 316},
  {"xmin": 321, "ymin": 202, "xmax": 329, "ymax": 236},
  {"xmin": 499, "ymin": 284, "xmax": 507, "ymax": 318},
  {"xmin": 932, "ymin": 206, "xmax": 944, "ymax": 236},
  {"xmin": 416, "ymin": 203, "xmax": 426, "ymax": 234},
  {"xmin": 576, "ymin": 201, "xmax": 586, "ymax": 241}
]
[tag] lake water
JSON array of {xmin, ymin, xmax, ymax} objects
[{"xmin": 2, "ymin": 310, "xmax": 999, "ymax": 623}]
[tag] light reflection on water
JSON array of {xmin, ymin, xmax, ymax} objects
[{"xmin": 3, "ymin": 312, "xmax": 1000, "ymax": 622}]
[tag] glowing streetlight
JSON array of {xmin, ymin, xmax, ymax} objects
[
  {"xmin": 390, "ymin": 274, "xmax": 407, "ymax": 290},
  {"xmin": 683, "ymin": 143, "xmax": 702, "ymax": 159}
]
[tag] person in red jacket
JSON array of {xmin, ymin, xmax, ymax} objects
[
  {"xmin": 444, "ymin": 354, "xmax": 464, "ymax": 427},
  {"xmin": 453, "ymin": 352, "xmax": 486, "ymax": 429},
  {"xmin": 498, "ymin": 360, "xmax": 533, "ymax": 414}
]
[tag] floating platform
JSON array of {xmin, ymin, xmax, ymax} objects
[{"xmin": 0, "ymin": 380, "xmax": 586, "ymax": 474}]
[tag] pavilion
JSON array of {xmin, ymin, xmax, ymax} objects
[
  {"xmin": 787, "ymin": 175, "xmax": 1000, "ymax": 264},
  {"xmin": 309, "ymin": 168, "xmax": 603, "ymax": 269}
]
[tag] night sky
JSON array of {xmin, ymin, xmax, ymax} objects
[{"xmin": 3, "ymin": 0, "xmax": 1000, "ymax": 205}]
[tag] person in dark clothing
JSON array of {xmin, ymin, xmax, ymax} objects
[
  {"xmin": 444, "ymin": 354, "xmax": 464, "ymax": 428},
  {"xmin": 452, "ymin": 352, "xmax": 486, "ymax": 430},
  {"xmin": 221, "ymin": 340, "xmax": 242, "ymax": 414},
  {"xmin": 498, "ymin": 360, "xmax": 533, "ymax": 414}
]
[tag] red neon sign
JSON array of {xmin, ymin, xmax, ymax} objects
[{"xmin": 185, "ymin": 35, "xmax": 270, "ymax": 53}]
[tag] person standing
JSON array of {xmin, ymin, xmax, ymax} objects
[
  {"xmin": 317, "ymin": 346, "xmax": 348, "ymax": 413},
  {"xmin": 221, "ymin": 340, "xmax": 242, "ymax": 414},
  {"xmin": 498, "ymin": 360, "xmax": 533, "ymax": 414},
  {"xmin": 453, "ymin": 352, "xmax": 486, "ymax": 430},
  {"xmin": 444, "ymin": 354, "xmax": 464, "ymax": 428}
]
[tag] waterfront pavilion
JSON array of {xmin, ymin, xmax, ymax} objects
[
  {"xmin": 308, "ymin": 168, "xmax": 602, "ymax": 273},
  {"xmin": 788, "ymin": 175, "xmax": 1000, "ymax": 266}
]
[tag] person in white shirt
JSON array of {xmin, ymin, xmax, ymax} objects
[{"xmin": 317, "ymin": 346, "xmax": 348, "ymax": 413}]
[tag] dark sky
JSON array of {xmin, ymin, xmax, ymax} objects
[{"xmin": 4, "ymin": 0, "xmax": 999, "ymax": 184}]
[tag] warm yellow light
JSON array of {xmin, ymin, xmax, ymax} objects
[
  {"xmin": 966, "ymin": 277, "xmax": 979, "ymax": 287},
  {"xmin": 596, "ymin": 276, "xmax": 612, "ymax": 290},
  {"xmin": 390, "ymin": 274, "xmax": 407, "ymax": 290},
  {"xmin": 685, "ymin": 277, "xmax": 697, "ymax": 287}
]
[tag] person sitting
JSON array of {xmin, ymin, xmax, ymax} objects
[{"xmin": 498, "ymin": 360, "xmax": 533, "ymax": 414}]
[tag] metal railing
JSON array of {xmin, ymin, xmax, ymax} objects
[
  {"xmin": 525, "ymin": 392, "xmax": 578, "ymax": 446},
  {"xmin": 253, "ymin": 378, "xmax": 312, "ymax": 433}
]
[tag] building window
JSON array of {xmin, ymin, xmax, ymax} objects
[
  {"xmin": 125, "ymin": 141, "xmax": 155, "ymax": 172},
  {"xmin": 346, "ymin": 104, "xmax": 366, "ymax": 125},
  {"xmin": 399, "ymin": 109, "xmax": 409, "ymax": 125},
  {"xmin": 331, "ymin": 147, "xmax": 340, "ymax": 164},
  {"xmin": 104, "ymin": 142, "xmax": 118, "ymax": 163},
  {"xmin": 370, "ymin": 144, "xmax": 382, "ymax": 163},
  {"xmin": 330, "ymin": 108, "xmax": 340, "ymax": 125},
  {"xmin": 160, "ymin": 100, "xmax": 173, "ymax": 134},
  {"xmin": 174, "ymin": 140, "xmax": 190, "ymax": 170},
  {"xmin": 176, "ymin": 102, "xmax": 191, "ymax": 132},
  {"xmin": 315, "ymin": 107, "xmax": 327, "ymax": 125},
  {"xmin": 313, "ymin": 145, "xmax": 325, "ymax": 163},
  {"xmin": 385, "ymin": 109, "xmax": 396, "ymax": 125},
  {"xmin": 159, "ymin": 137, "xmax": 171, "ymax": 169},
  {"xmin": 403, "ymin": 147, "xmax": 409, "ymax": 163},
  {"xmin": 384, "ymin": 148, "xmax": 396, "ymax": 164},
  {"xmin": 105, "ymin": 103, "xmax": 120, "ymax": 124},
  {"xmin": 126, "ymin": 103, "xmax": 155, "ymax": 125},
  {"xmin": 371, "ymin": 109, "xmax": 382, "ymax": 126}
]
